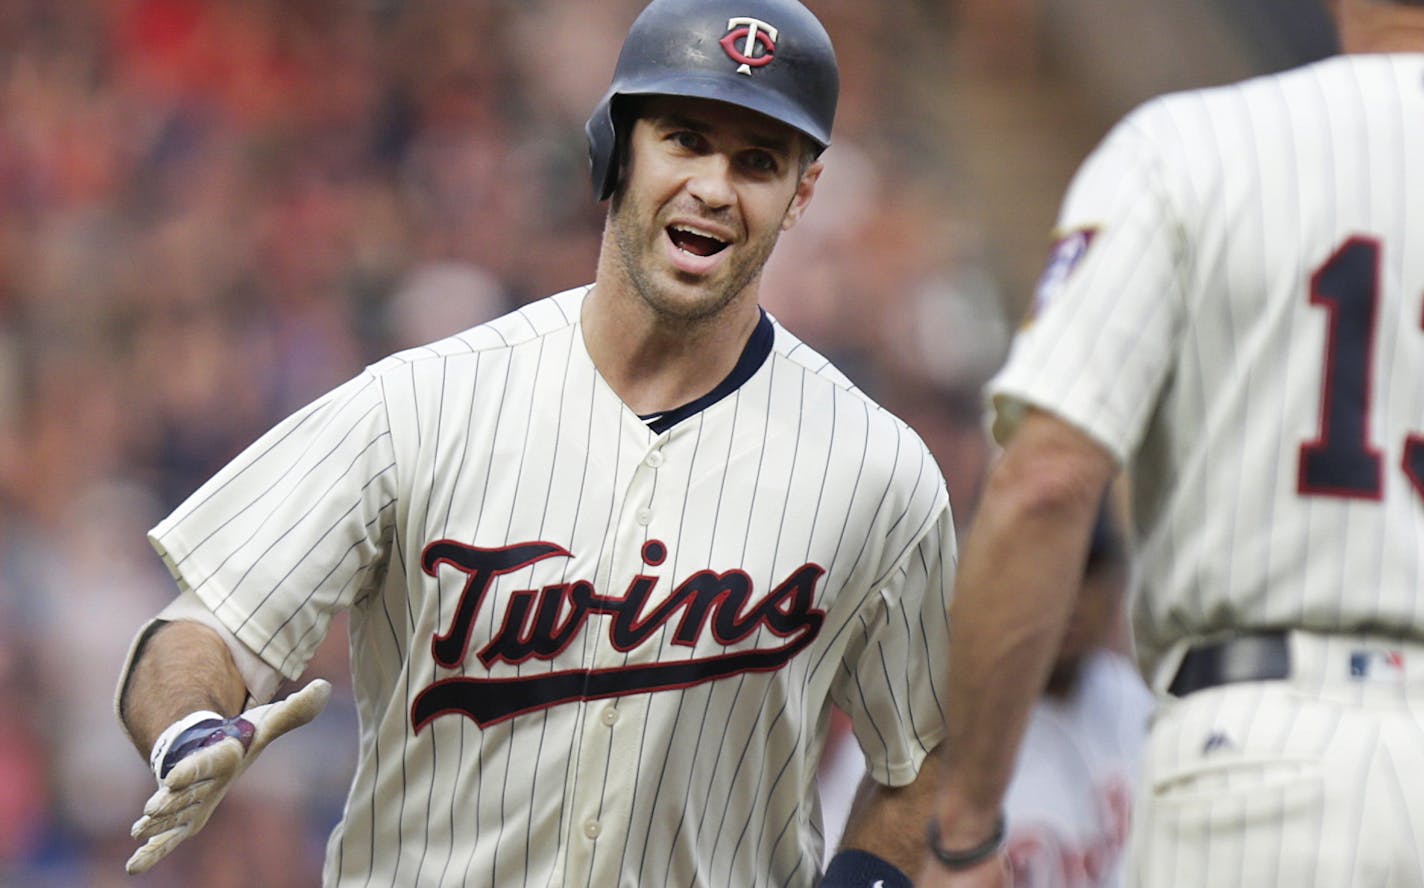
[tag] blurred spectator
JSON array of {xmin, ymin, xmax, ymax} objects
[{"xmin": 384, "ymin": 260, "xmax": 511, "ymax": 351}]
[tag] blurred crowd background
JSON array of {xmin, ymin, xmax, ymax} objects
[{"xmin": 0, "ymin": 1, "xmax": 1335, "ymax": 885}]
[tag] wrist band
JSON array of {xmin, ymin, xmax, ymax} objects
[
  {"xmin": 926, "ymin": 813, "xmax": 1006, "ymax": 870},
  {"xmin": 821, "ymin": 849, "xmax": 912, "ymax": 888}
]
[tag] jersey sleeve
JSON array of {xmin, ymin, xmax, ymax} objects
[
  {"xmin": 148, "ymin": 369, "xmax": 400, "ymax": 681},
  {"xmin": 832, "ymin": 504, "xmax": 955, "ymax": 787},
  {"xmin": 988, "ymin": 103, "xmax": 1189, "ymax": 460}
]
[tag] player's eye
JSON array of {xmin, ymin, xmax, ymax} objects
[
  {"xmin": 669, "ymin": 130, "xmax": 707, "ymax": 152},
  {"xmin": 739, "ymin": 150, "xmax": 780, "ymax": 176}
]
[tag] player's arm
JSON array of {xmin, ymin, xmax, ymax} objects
[
  {"xmin": 919, "ymin": 407, "xmax": 1116, "ymax": 887},
  {"xmin": 118, "ymin": 620, "xmax": 249, "ymax": 754},
  {"xmin": 116, "ymin": 614, "xmax": 331, "ymax": 874}
]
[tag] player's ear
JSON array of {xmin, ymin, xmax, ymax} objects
[{"xmin": 780, "ymin": 159, "xmax": 823, "ymax": 232}]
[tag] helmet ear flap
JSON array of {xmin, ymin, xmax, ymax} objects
[
  {"xmin": 585, "ymin": 95, "xmax": 618, "ymax": 201},
  {"xmin": 587, "ymin": 96, "xmax": 641, "ymax": 202}
]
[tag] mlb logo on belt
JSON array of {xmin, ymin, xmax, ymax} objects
[{"xmin": 1349, "ymin": 648, "xmax": 1405, "ymax": 681}]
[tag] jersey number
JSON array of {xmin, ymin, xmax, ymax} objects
[{"xmin": 1298, "ymin": 237, "xmax": 1424, "ymax": 499}]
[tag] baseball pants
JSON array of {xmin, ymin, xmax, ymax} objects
[{"xmin": 1129, "ymin": 631, "xmax": 1424, "ymax": 887}]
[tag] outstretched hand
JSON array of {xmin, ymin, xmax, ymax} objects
[{"xmin": 126, "ymin": 678, "xmax": 332, "ymax": 874}]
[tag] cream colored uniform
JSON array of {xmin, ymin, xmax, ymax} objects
[
  {"xmin": 147, "ymin": 286, "xmax": 953, "ymax": 887},
  {"xmin": 989, "ymin": 54, "xmax": 1424, "ymax": 886}
]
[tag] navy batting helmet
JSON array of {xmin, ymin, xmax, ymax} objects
[{"xmin": 586, "ymin": 0, "xmax": 839, "ymax": 201}]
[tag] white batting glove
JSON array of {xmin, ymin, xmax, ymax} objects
[{"xmin": 126, "ymin": 678, "xmax": 332, "ymax": 874}]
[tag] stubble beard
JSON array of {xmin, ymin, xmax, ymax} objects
[{"xmin": 609, "ymin": 189, "xmax": 780, "ymax": 329}]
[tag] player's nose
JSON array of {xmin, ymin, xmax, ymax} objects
[{"xmin": 684, "ymin": 154, "xmax": 736, "ymax": 210}]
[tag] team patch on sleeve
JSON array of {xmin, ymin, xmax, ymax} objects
[{"xmin": 1025, "ymin": 227, "xmax": 1097, "ymax": 326}]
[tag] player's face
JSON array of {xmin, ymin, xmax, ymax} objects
[{"xmin": 607, "ymin": 96, "xmax": 821, "ymax": 323}]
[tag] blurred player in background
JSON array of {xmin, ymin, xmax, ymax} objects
[
  {"xmin": 820, "ymin": 496, "xmax": 1151, "ymax": 887},
  {"xmin": 1001, "ymin": 503, "xmax": 1151, "ymax": 888},
  {"xmin": 922, "ymin": 0, "xmax": 1424, "ymax": 885},
  {"xmin": 114, "ymin": 0, "xmax": 955, "ymax": 885}
]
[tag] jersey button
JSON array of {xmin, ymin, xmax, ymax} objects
[
  {"xmin": 583, "ymin": 819, "xmax": 601, "ymax": 839},
  {"xmin": 646, "ymin": 450, "xmax": 665, "ymax": 468},
  {"xmin": 636, "ymin": 508, "xmax": 652, "ymax": 526},
  {"xmin": 601, "ymin": 705, "xmax": 619, "ymax": 726}
]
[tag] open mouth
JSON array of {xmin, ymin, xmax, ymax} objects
[{"xmin": 667, "ymin": 225, "xmax": 729, "ymax": 257}]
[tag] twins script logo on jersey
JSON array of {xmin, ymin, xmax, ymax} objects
[
  {"xmin": 1026, "ymin": 227, "xmax": 1097, "ymax": 326},
  {"xmin": 721, "ymin": 16, "xmax": 778, "ymax": 75},
  {"xmin": 411, "ymin": 538, "xmax": 826, "ymax": 729}
]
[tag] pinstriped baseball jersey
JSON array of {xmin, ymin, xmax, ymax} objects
[
  {"xmin": 148, "ymin": 286, "xmax": 954, "ymax": 887},
  {"xmin": 988, "ymin": 53, "xmax": 1424, "ymax": 682}
]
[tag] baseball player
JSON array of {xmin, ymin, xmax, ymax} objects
[
  {"xmin": 115, "ymin": 1, "xmax": 956, "ymax": 886},
  {"xmin": 920, "ymin": 0, "xmax": 1424, "ymax": 885}
]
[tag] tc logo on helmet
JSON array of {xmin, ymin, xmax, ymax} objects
[{"xmin": 720, "ymin": 17, "xmax": 778, "ymax": 75}]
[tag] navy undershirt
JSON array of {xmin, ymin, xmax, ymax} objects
[{"xmin": 637, "ymin": 308, "xmax": 774, "ymax": 434}]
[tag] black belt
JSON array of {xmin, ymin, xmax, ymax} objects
[{"xmin": 1168, "ymin": 632, "xmax": 1291, "ymax": 696}]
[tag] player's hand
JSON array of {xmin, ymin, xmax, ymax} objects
[
  {"xmin": 917, "ymin": 851, "xmax": 1011, "ymax": 888},
  {"xmin": 126, "ymin": 678, "xmax": 332, "ymax": 874}
]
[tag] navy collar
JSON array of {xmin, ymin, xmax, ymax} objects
[{"xmin": 638, "ymin": 308, "xmax": 774, "ymax": 434}]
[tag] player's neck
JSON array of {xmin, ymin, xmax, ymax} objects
[{"xmin": 580, "ymin": 282, "xmax": 763, "ymax": 418}]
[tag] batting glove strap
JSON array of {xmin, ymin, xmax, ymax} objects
[
  {"xmin": 148, "ymin": 710, "xmax": 224, "ymax": 779},
  {"xmin": 820, "ymin": 849, "xmax": 912, "ymax": 888}
]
